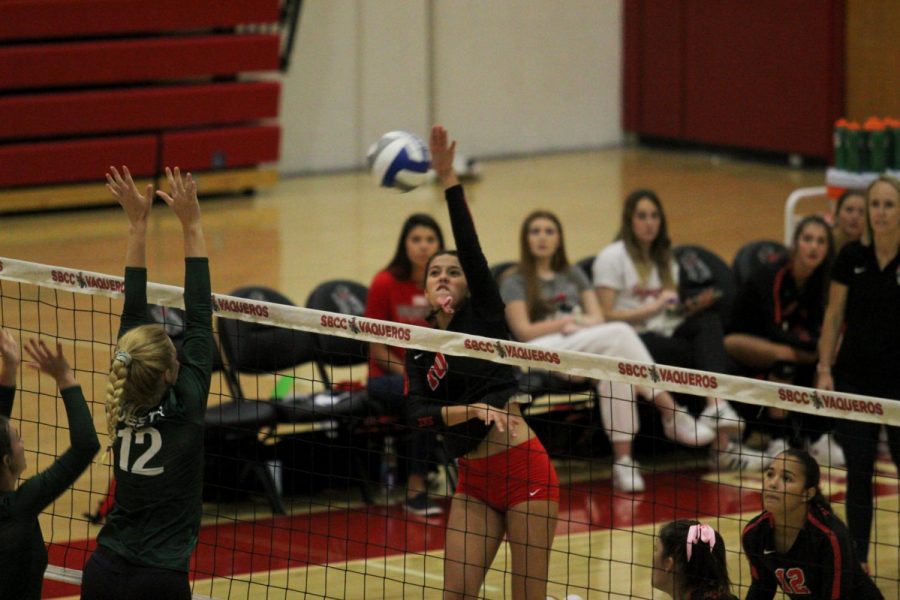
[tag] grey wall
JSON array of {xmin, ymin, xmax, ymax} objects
[{"xmin": 278, "ymin": 0, "xmax": 622, "ymax": 174}]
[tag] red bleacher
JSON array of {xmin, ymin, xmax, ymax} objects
[
  {"xmin": 0, "ymin": 82, "xmax": 281, "ymax": 140},
  {"xmin": 0, "ymin": 136, "xmax": 157, "ymax": 188},
  {"xmin": 0, "ymin": 0, "xmax": 282, "ymax": 208},
  {"xmin": 0, "ymin": 35, "xmax": 281, "ymax": 90},
  {"xmin": 0, "ymin": 1, "xmax": 281, "ymax": 41},
  {"xmin": 161, "ymin": 126, "xmax": 282, "ymax": 173}
]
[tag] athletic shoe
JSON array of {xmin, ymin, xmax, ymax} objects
[
  {"xmin": 662, "ymin": 409, "xmax": 716, "ymax": 447},
  {"xmin": 764, "ymin": 437, "xmax": 790, "ymax": 461},
  {"xmin": 699, "ymin": 401, "xmax": 745, "ymax": 434},
  {"xmin": 612, "ymin": 456, "xmax": 645, "ymax": 493},
  {"xmin": 709, "ymin": 442, "xmax": 765, "ymax": 473},
  {"xmin": 809, "ymin": 433, "xmax": 846, "ymax": 468},
  {"xmin": 427, "ymin": 465, "xmax": 453, "ymax": 497},
  {"xmin": 405, "ymin": 492, "xmax": 443, "ymax": 517}
]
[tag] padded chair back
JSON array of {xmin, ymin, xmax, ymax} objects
[
  {"xmin": 305, "ymin": 280, "xmax": 368, "ymax": 368},
  {"xmin": 673, "ymin": 245, "xmax": 737, "ymax": 326},
  {"xmin": 217, "ymin": 286, "xmax": 316, "ymax": 375},
  {"xmin": 148, "ymin": 304, "xmax": 225, "ymax": 372},
  {"xmin": 732, "ymin": 240, "xmax": 788, "ymax": 287},
  {"xmin": 490, "ymin": 260, "xmax": 517, "ymax": 284},
  {"xmin": 575, "ymin": 255, "xmax": 596, "ymax": 282},
  {"xmin": 205, "ymin": 286, "xmax": 313, "ymax": 515},
  {"xmin": 215, "ymin": 286, "xmax": 316, "ymax": 402}
]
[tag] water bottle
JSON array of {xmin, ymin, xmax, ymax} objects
[
  {"xmin": 885, "ymin": 117, "xmax": 900, "ymax": 170},
  {"xmin": 844, "ymin": 121, "xmax": 863, "ymax": 173},
  {"xmin": 865, "ymin": 116, "xmax": 888, "ymax": 173},
  {"xmin": 266, "ymin": 458, "xmax": 283, "ymax": 497},
  {"xmin": 833, "ymin": 118, "xmax": 847, "ymax": 170},
  {"xmin": 380, "ymin": 436, "xmax": 398, "ymax": 499}
]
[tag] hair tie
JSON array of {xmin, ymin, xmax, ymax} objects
[
  {"xmin": 114, "ymin": 349, "xmax": 132, "ymax": 367},
  {"xmin": 686, "ymin": 523, "xmax": 716, "ymax": 562}
]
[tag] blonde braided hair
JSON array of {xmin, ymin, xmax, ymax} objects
[{"xmin": 105, "ymin": 324, "xmax": 176, "ymax": 448}]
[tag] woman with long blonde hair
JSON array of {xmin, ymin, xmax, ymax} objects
[
  {"xmin": 816, "ymin": 175, "xmax": 900, "ymax": 573},
  {"xmin": 81, "ymin": 166, "xmax": 212, "ymax": 600}
]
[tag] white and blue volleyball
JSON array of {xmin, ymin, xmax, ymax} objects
[{"xmin": 367, "ymin": 131, "xmax": 430, "ymax": 192}]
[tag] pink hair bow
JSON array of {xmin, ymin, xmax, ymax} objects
[{"xmin": 686, "ymin": 523, "xmax": 716, "ymax": 561}]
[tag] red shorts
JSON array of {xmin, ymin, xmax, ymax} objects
[{"xmin": 456, "ymin": 436, "xmax": 560, "ymax": 512}]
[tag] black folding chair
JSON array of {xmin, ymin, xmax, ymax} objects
[
  {"xmin": 149, "ymin": 303, "xmax": 226, "ymax": 373},
  {"xmin": 732, "ymin": 239, "xmax": 788, "ymax": 288},
  {"xmin": 208, "ymin": 286, "xmax": 318, "ymax": 514},
  {"xmin": 303, "ymin": 279, "xmax": 402, "ymax": 502},
  {"xmin": 673, "ymin": 244, "xmax": 738, "ymax": 328},
  {"xmin": 490, "ymin": 260, "xmax": 517, "ymax": 284},
  {"xmin": 575, "ymin": 255, "xmax": 596, "ymax": 281},
  {"xmin": 304, "ymin": 280, "xmax": 370, "ymax": 387}
]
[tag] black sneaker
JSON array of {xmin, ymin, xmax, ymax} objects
[{"xmin": 405, "ymin": 493, "xmax": 443, "ymax": 517}]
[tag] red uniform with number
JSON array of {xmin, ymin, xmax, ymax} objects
[{"xmin": 742, "ymin": 505, "xmax": 882, "ymax": 599}]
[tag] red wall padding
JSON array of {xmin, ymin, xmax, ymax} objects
[
  {"xmin": 0, "ymin": 0, "xmax": 280, "ymax": 41},
  {"xmin": 625, "ymin": 0, "xmax": 686, "ymax": 139},
  {"xmin": 0, "ymin": 35, "xmax": 281, "ymax": 91},
  {"xmin": 0, "ymin": 136, "xmax": 157, "ymax": 188},
  {"xmin": 0, "ymin": 0, "xmax": 283, "ymax": 196},
  {"xmin": 681, "ymin": 1, "xmax": 844, "ymax": 157},
  {"xmin": 623, "ymin": 0, "xmax": 844, "ymax": 159},
  {"xmin": 0, "ymin": 82, "xmax": 281, "ymax": 141},
  {"xmin": 161, "ymin": 126, "xmax": 281, "ymax": 171},
  {"xmin": 622, "ymin": 0, "xmax": 642, "ymax": 135}
]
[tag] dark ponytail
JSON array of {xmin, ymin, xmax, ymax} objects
[
  {"xmin": 658, "ymin": 519, "xmax": 733, "ymax": 599},
  {"xmin": 781, "ymin": 448, "xmax": 833, "ymax": 514}
]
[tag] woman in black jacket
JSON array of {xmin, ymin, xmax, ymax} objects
[
  {"xmin": 817, "ymin": 175, "xmax": 900, "ymax": 572},
  {"xmin": 726, "ymin": 216, "xmax": 838, "ymax": 461}
]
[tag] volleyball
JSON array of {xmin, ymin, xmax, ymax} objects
[{"xmin": 367, "ymin": 130, "xmax": 431, "ymax": 192}]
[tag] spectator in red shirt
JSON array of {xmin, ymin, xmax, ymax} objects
[{"xmin": 365, "ymin": 213, "xmax": 445, "ymax": 516}]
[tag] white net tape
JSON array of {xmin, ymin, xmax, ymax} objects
[{"xmin": 1, "ymin": 255, "xmax": 894, "ymax": 426}]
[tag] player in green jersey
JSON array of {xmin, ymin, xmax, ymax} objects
[
  {"xmin": 81, "ymin": 166, "xmax": 212, "ymax": 600},
  {"xmin": 0, "ymin": 329, "xmax": 100, "ymax": 600}
]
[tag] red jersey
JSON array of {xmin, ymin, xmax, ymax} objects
[
  {"xmin": 742, "ymin": 506, "xmax": 882, "ymax": 600},
  {"xmin": 364, "ymin": 270, "xmax": 431, "ymax": 378}
]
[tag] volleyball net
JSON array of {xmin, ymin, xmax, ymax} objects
[{"xmin": 1, "ymin": 256, "xmax": 897, "ymax": 600}]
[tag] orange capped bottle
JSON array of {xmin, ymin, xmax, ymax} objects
[
  {"xmin": 884, "ymin": 117, "xmax": 900, "ymax": 170},
  {"xmin": 865, "ymin": 116, "xmax": 887, "ymax": 173},
  {"xmin": 844, "ymin": 121, "xmax": 863, "ymax": 173},
  {"xmin": 833, "ymin": 118, "xmax": 848, "ymax": 170}
]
